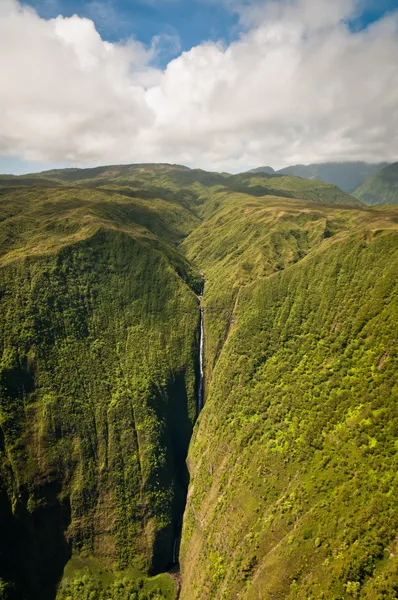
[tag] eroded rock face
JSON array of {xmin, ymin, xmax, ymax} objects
[{"xmin": 0, "ymin": 225, "xmax": 199, "ymax": 598}]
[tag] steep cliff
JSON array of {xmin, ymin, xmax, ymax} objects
[{"xmin": 0, "ymin": 182, "xmax": 201, "ymax": 599}]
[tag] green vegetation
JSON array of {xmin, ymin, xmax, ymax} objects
[
  {"xmin": 0, "ymin": 163, "xmax": 397, "ymax": 600},
  {"xmin": 353, "ymin": 162, "xmax": 398, "ymax": 206},
  {"xmin": 227, "ymin": 173, "xmax": 362, "ymax": 206},
  {"xmin": 180, "ymin": 195, "xmax": 398, "ymax": 599},
  {"xmin": 182, "ymin": 193, "xmax": 369, "ymax": 378},
  {"xmin": 56, "ymin": 557, "xmax": 176, "ymax": 600}
]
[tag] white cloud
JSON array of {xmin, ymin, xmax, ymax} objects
[{"xmin": 1, "ymin": 0, "xmax": 398, "ymax": 171}]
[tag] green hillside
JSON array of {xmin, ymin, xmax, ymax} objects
[
  {"xmin": 182, "ymin": 193, "xmax": 366, "ymax": 381},
  {"xmin": 0, "ymin": 164, "xmax": 397, "ymax": 600},
  {"xmin": 353, "ymin": 162, "xmax": 398, "ymax": 206},
  {"xmin": 180, "ymin": 199, "xmax": 398, "ymax": 599},
  {"xmin": 0, "ymin": 163, "xmax": 360, "ymax": 211}
]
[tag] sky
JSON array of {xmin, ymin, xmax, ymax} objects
[{"xmin": 1, "ymin": 0, "xmax": 398, "ymax": 174}]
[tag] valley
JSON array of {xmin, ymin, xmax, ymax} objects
[{"xmin": 0, "ymin": 165, "xmax": 397, "ymax": 600}]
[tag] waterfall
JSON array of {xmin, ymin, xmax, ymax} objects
[
  {"xmin": 172, "ymin": 534, "xmax": 178, "ymax": 565},
  {"xmin": 198, "ymin": 300, "xmax": 204, "ymax": 415},
  {"xmin": 171, "ymin": 290, "xmax": 205, "ymax": 567}
]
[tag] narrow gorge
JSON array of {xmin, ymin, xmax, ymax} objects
[
  {"xmin": 172, "ymin": 292, "xmax": 205, "ymax": 571},
  {"xmin": 197, "ymin": 292, "xmax": 205, "ymax": 416}
]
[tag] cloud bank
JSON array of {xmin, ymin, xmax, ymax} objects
[{"xmin": 1, "ymin": 0, "xmax": 398, "ymax": 171}]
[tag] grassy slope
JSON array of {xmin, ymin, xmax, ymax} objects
[
  {"xmin": 182, "ymin": 192, "xmax": 368, "ymax": 381},
  {"xmin": 353, "ymin": 163, "xmax": 398, "ymax": 206},
  {"xmin": 180, "ymin": 199, "xmax": 398, "ymax": 600},
  {"xmin": 227, "ymin": 173, "xmax": 362, "ymax": 206},
  {"xmin": 0, "ymin": 163, "xmax": 359, "ymax": 209},
  {"xmin": 0, "ymin": 183, "xmax": 201, "ymax": 600}
]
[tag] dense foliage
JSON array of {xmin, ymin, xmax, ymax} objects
[
  {"xmin": 55, "ymin": 558, "xmax": 176, "ymax": 600},
  {"xmin": 180, "ymin": 195, "xmax": 398, "ymax": 599}
]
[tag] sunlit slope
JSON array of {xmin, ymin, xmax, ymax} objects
[
  {"xmin": 0, "ymin": 184, "xmax": 201, "ymax": 600},
  {"xmin": 225, "ymin": 173, "xmax": 361, "ymax": 207},
  {"xmin": 0, "ymin": 183, "xmax": 201, "ymax": 259},
  {"xmin": 0, "ymin": 163, "xmax": 360, "ymax": 218},
  {"xmin": 180, "ymin": 205, "xmax": 398, "ymax": 600},
  {"xmin": 353, "ymin": 162, "xmax": 398, "ymax": 206},
  {"xmin": 181, "ymin": 193, "xmax": 377, "ymax": 379}
]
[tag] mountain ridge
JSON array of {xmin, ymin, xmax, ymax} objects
[{"xmin": 353, "ymin": 162, "xmax": 398, "ymax": 206}]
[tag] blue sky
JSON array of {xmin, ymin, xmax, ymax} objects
[
  {"xmin": 1, "ymin": 0, "xmax": 398, "ymax": 174},
  {"xmin": 351, "ymin": 0, "xmax": 398, "ymax": 29},
  {"xmin": 23, "ymin": 0, "xmax": 240, "ymax": 61},
  {"xmin": 22, "ymin": 0, "xmax": 398, "ymax": 49}
]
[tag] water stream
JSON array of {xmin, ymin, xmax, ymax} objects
[
  {"xmin": 197, "ymin": 297, "xmax": 205, "ymax": 415},
  {"xmin": 172, "ymin": 292, "xmax": 205, "ymax": 569}
]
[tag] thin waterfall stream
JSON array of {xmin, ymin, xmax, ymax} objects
[
  {"xmin": 172, "ymin": 289, "xmax": 205, "ymax": 569},
  {"xmin": 197, "ymin": 293, "xmax": 205, "ymax": 415}
]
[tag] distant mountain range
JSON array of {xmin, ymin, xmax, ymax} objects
[
  {"xmin": 248, "ymin": 161, "xmax": 390, "ymax": 192},
  {"xmin": 248, "ymin": 166, "xmax": 276, "ymax": 175},
  {"xmin": 352, "ymin": 161, "xmax": 398, "ymax": 205}
]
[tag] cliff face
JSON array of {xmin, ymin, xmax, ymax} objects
[{"xmin": 0, "ymin": 182, "xmax": 201, "ymax": 599}]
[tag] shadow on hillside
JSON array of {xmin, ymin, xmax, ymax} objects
[
  {"xmin": 148, "ymin": 372, "xmax": 192, "ymax": 575},
  {"xmin": 0, "ymin": 479, "xmax": 71, "ymax": 600}
]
